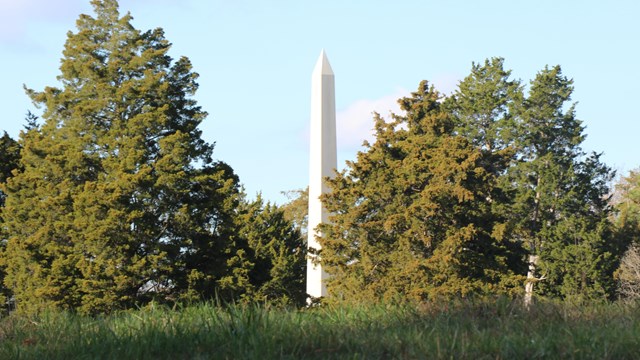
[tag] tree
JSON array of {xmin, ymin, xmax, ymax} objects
[
  {"xmin": 509, "ymin": 66, "xmax": 619, "ymax": 301},
  {"xmin": 611, "ymin": 169, "xmax": 640, "ymax": 299},
  {"xmin": 236, "ymin": 195, "xmax": 306, "ymax": 306},
  {"xmin": 0, "ymin": 131, "xmax": 21, "ymax": 310},
  {"xmin": 320, "ymin": 81, "xmax": 525, "ymax": 303},
  {"xmin": 617, "ymin": 244, "xmax": 640, "ymax": 301},
  {"xmin": 445, "ymin": 58, "xmax": 525, "ymax": 293},
  {"xmin": 613, "ymin": 169, "xmax": 640, "ymax": 240},
  {"xmin": 23, "ymin": 111, "xmax": 40, "ymax": 131},
  {"xmin": 1, "ymin": 0, "xmax": 243, "ymax": 314},
  {"xmin": 280, "ymin": 187, "xmax": 309, "ymax": 238},
  {"xmin": 446, "ymin": 57, "xmax": 523, "ymax": 153},
  {"xmin": 0, "ymin": 132, "xmax": 20, "ymax": 208}
]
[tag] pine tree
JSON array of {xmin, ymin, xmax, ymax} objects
[
  {"xmin": 0, "ymin": 131, "xmax": 21, "ymax": 310},
  {"xmin": 445, "ymin": 58, "xmax": 524, "ymax": 273},
  {"xmin": 446, "ymin": 57, "xmax": 523, "ymax": 152},
  {"xmin": 281, "ymin": 187, "xmax": 309, "ymax": 238},
  {"xmin": 0, "ymin": 132, "xmax": 20, "ymax": 208},
  {"xmin": 236, "ymin": 195, "xmax": 306, "ymax": 305},
  {"xmin": 1, "ymin": 0, "xmax": 242, "ymax": 314},
  {"xmin": 510, "ymin": 66, "xmax": 619, "ymax": 301},
  {"xmin": 613, "ymin": 169, "xmax": 640, "ymax": 239},
  {"xmin": 23, "ymin": 111, "xmax": 40, "ymax": 132},
  {"xmin": 320, "ymin": 81, "xmax": 525, "ymax": 303}
]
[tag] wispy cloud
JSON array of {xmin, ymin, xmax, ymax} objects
[
  {"xmin": 335, "ymin": 76, "xmax": 460, "ymax": 151},
  {"xmin": 336, "ymin": 89, "xmax": 408, "ymax": 151},
  {"xmin": 301, "ymin": 75, "xmax": 461, "ymax": 153},
  {"xmin": 0, "ymin": 0, "xmax": 87, "ymax": 43}
]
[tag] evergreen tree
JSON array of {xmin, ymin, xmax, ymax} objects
[
  {"xmin": 281, "ymin": 187, "xmax": 309, "ymax": 238},
  {"xmin": 236, "ymin": 195, "xmax": 306, "ymax": 306},
  {"xmin": 320, "ymin": 81, "xmax": 525, "ymax": 303},
  {"xmin": 1, "ymin": 0, "xmax": 242, "ymax": 314},
  {"xmin": 23, "ymin": 111, "xmax": 40, "ymax": 131},
  {"xmin": 613, "ymin": 169, "xmax": 640, "ymax": 240},
  {"xmin": 445, "ymin": 58, "xmax": 524, "ymax": 269},
  {"xmin": 510, "ymin": 66, "xmax": 619, "ymax": 300},
  {"xmin": 446, "ymin": 57, "xmax": 523, "ymax": 152},
  {"xmin": 0, "ymin": 132, "xmax": 21, "ymax": 208},
  {"xmin": 0, "ymin": 131, "xmax": 21, "ymax": 309}
]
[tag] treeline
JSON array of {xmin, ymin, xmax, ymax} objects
[
  {"xmin": 318, "ymin": 61, "xmax": 640, "ymax": 304},
  {"xmin": 2, "ymin": 0, "xmax": 640, "ymax": 315}
]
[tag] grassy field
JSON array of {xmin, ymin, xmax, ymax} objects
[{"xmin": 0, "ymin": 299, "xmax": 638, "ymax": 359}]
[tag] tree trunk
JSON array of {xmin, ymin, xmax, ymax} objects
[{"xmin": 524, "ymin": 255, "xmax": 539, "ymax": 309}]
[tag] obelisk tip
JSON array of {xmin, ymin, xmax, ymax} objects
[{"xmin": 313, "ymin": 49, "xmax": 334, "ymax": 76}]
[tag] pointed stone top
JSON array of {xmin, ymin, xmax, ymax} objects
[{"xmin": 313, "ymin": 49, "xmax": 334, "ymax": 76}]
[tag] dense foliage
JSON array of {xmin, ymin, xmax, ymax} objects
[
  {"xmin": 0, "ymin": 131, "xmax": 21, "ymax": 307},
  {"xmin": 236, "ymin": 196, "xmax": 306, "ymax": 305},
  {"xmin": 318, "ymin": 59, "xmax": 627, "ymax": 303},
  {"xmin": 0, "ymin": 0, "xmax": 303, "ymax": 314},
  {"xmin": 0, "ymin": 132, "xmax": 20, "ymax": 208},
  {"xmin": 321, "ymin": 81, "xmax": 524, "ymax": 301},
  {"xmin": 507, "ymin": 66, "xmax": 622, "ymax": 300}
]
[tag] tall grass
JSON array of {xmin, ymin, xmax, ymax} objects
[{"xmin": 0, "ymin": 299, "xmax": 638, "ymax": 359}]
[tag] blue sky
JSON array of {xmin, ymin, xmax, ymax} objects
[{"xmin": 1, "ymin": 0, "xmax": 638, "ymax": 204}]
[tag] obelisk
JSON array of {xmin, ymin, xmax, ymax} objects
[{"xmin": 307, "ymin": 50, "xmax": 336, "ymax": 298}]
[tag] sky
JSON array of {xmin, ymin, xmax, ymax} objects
[{"xmin": 0, "ymin": 0, "xmax": 639, "ymax": 204}]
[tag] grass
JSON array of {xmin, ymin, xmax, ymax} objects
[{"xmin": 0, "ymin": 299, "xmax": 639, "ymax": 359}]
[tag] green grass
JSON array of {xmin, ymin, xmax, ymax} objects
[{"xmin": 0, "ymin": 299, "xmax": 639, "ymax": 359}]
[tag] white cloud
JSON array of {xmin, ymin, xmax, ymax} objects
[
  {"xmin": 334, "ymin": 75, "xmax": 460, "ymax": 151},
  {"xmin": 0, "ymin": 0, "xmax": 87, "ymax": 42},
  {"xmin": 0, "ymin": 0, "xmax": 186, "ymax": 44},
  {"xmin": 302, "ymin": 75, "xmax": 462, "ymax": 152},
  {"xmin": 336, "ymin": 89, "xmax": 408, "ymax": 151},
  {"xmin": 432, "ymin": 74, "xmax": 460, "ymax": 96}
]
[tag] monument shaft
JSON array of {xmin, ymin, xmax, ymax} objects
[{"xmin": 307, "ymin": 51, "xmax": 336, "ymax": 298}]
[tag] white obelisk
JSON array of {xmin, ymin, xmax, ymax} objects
[{"xmin": 307, "ymin": 50, "xmax": 336, "ymax": 298}]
